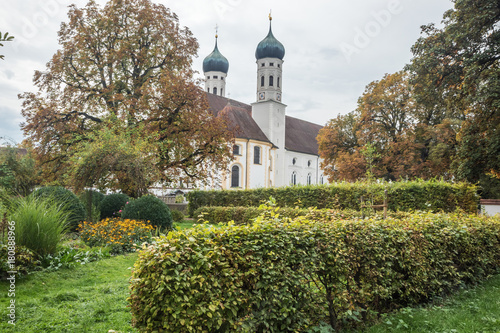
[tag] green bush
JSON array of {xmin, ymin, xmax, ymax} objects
[
  {"xmin": 129, "ymin": 211, "xmax": 500, "ymax": 332},
  {"xmin": 194, "ymin": 205, "xmax": 413, "ymax": 225},
  {"xmin": 121, "ymin": 195, "xmax": 172, "ymax": 229},
  {"xmin": 186, "ymin": 180, "xmax": 479, "ymax": 216},
  {"xmin": 99, "ymin": 193, "xmax": 130, "ymax": 219},
  {"xmin": 78, "ymin": 189, "xmax": 105, "ymax": 210},
  {"xmin": 31, "ymin": 186, "xmax": 85, "ymax": 230},
  {"xmin": 171, "ymin": 209, "xmax": 185, "ymax": 223},
  {"xmin": 0, "ymin": 244, "xmax": 40, "ymax": 278},
  {"xmin": 9, "ymin": 195, "xmax": 69, "ymax": 257}
]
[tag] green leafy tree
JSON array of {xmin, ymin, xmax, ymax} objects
[
  {"xmin": 0, "ymin": 31, "xmax": 14, "ymax": 60},
  {"xmin": 20, "ymin": 0, "xmax": 234, "ymax": 195},
  {"xmin": 0, "ymin": 146, "xmax": 38, "ymax": 196},
  {"xmin": 408, "ymin": 0, "xmax": 500, "ymax": 197}
]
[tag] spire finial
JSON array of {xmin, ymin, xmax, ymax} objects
[
  {"xmin": 215, "ymin": 24, "xmax": 219, "ymax": 39},
  {"xmin": 269, "ymin": 10, "xmax": 272, "ymax": 21}
]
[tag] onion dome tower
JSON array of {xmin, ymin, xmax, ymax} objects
[
  {"xmin": 255, "ymin": 13, "xmax": 285, "ymax": 103},
  {"xmin": 203, "ymin": 31, "xmax": 229, "ymax": 97}
]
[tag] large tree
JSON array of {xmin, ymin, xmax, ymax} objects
[
  {"xmin": 20, "ymin": 0, "xmax": 234, "ymax": 196},
  {"xmin": 408, "ymin": 0, "xmax": 500, "ymax": 197}
]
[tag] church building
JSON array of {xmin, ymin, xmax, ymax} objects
[{"xmin": 203, "ymin": 16, "xmax": 328, "ymax": 189}]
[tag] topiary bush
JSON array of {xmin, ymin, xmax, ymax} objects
[
  {"xmin": 78, "ymin": 189, "xmax": 105, "ymax": 210},
  {"xmin": 170, "ymin": 209, "xmax": 184, "ymax": 223},
  {"xmin": 99, "ymin": 193, "xmax": 130, "ymax": 219},
  {"xmin": 31, "ymin": 186, "xmax": 85, "ymax": 230},
  {"xmin": 121, "ymin": 195, "xmax": 172, "ymax": 230}
]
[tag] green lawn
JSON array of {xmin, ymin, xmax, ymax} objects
[
  {"xmin": 0, "ymin": 253, "xmax": 139, "ymax": 333},
  {"xmin": 360, "ymin": 274, "xmax": 500, "ymax": 333}
]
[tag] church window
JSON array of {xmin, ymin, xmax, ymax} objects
[
  {"xmin": 270, "ymin": 62, "xmax": 274, "ymax": 66},
  {"xmin": 261, "ymin": 63, "xmax": 265, "ymax": 67},
  {"xmin": 233, "ymin": 144, "xmax": 241, "ymax": 156},
  {"xmin": 221, "ymin": 77, "xmax": 224, "ymax": 80},
  {"xmin": 254, "ymin": 146, "xmax": 261, "ymax": 164},
  {"xmin": 221, "ymin": 88, "xmax": 223, "ymax": 96},
  {"xmin": 207, "ymin": 88, "xmax": 209, "ymax": 92},
  {"xmin": 307, "ymin": 173, "xmax": 312, "ymax": 185},
  {"xmin": 213, "ymin": 75, "xmax": 218, "ymax": 79},
  {"xmin": 320, "ymin": 174, "xmax": 324, "ymax": 185},
  {"xmin": 269, "ymin": 75, "xmax": 274, "ymax": 86},
  {"xmin": 292, "ymin": 157, "xmax": 297, "ymax": 165},
  {"xmin": 231, "ymin": 165, "xmax": 240, "ymax": 188},
  {"xmin": 207, "ymin": 76, "xmax": 210, "ymax": 79},
  {"xmin": 213, "ymin": 87, "xmax": 217, "ymax": 95},
  {"xmin": 291, "ymin": 172, "xmax": 297, "ymax": 186},
  {"xmin": 307, "ymin": 160, "xmax": 312, "ymax": 167},
  {"xmin": 278, "ymin": 64, "xmax": 281, "ymax": 68},
  {"xmin": 277, "ymin": 77, "xmax": 280, "ymax": 88},
  {"xmin": 261, "ymin": 76, "xmax": 265, "ymax": 87}
]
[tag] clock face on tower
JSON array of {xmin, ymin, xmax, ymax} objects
[
  {"xmin": 259, "ymin": 92, "xmax": 265, "ymax": 100},
  {"xmin": 276, "ymin": 93, "xmax": 281, "ymax": 102}
]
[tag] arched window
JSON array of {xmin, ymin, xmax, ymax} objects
[
  {"xmin": 307, "ymin": 173, "xmax": 312, "ymax": 185},
  {"xmin": 320, "ymin": 174, "xmax": 324, "ymax": 185},
  {"xmin": 231, "ymin": 165, "xmax": 240, "ymax": 188},
  {"xmin": 213, "ymin": 87, "xmax": 217, "ymax": 95},
  {"xmin": 269, "ymin": 75, "xmax": 274, "ymax": 86},
  {"xmin": 261, "ymin": 76, "xmax": 265, "ymax": 87},
  {"xmin": 254, "ymin": 146, "xmax": 261, "ymax": 164},
  {"xmin": 291, "ymin": 172, "xmax": 297, "ymax": 186},
  {"xmin": 220, "ymin": 88, "xmax": 223, "ymax": 96},
  {"xmin": 277, "ymin": 77, "xmax": 280, "ymax": 88}
]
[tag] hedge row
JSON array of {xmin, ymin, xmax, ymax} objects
[
  {"xmin": 186, "ymin": 180, "xmax": 478, "ymax": 216},
  {"xmin": 193, "ymin": 205, "xmax": 411, "ymax": 225},
  {"xmin": 129, "ymin": 212, "xmax": 500, "ymax": 332}
]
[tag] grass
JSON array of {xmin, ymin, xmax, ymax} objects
[
  {"xmin": 360, "ymin": 274, "xmax": 500, "ymax": 333},
  {"xmin": 0, "ymin": 253, "xmax": 139, "ymax": 332},
  {"xmin": 173, "ymin": 219, "xmax": 197, "ymax": 230}
]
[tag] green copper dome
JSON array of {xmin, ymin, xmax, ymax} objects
[
  {"xmin": 203, "ymin": 38, "xmax": 229, "ymax": 74},
  {"xmin": 255, "ymin": 21, "xmax": 285, "ymax": 60}
]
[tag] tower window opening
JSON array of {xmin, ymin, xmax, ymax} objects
[
  {"xmin": 221, "ymin": 77, "xmax": 224, "ymax": 80},
  {"xmin": 278, "ymin": 64, "xmax": 281, "ymax": 68},
  {"xmin": 207, "ymin": 76, "xmax": 210, "ymax": 79},
  {"xmin": 220, "ymin": 88, "xmax": 223, "ymax": 96},
  {"xmin": 277, "ymin": 77, "xmax": 280, "ymax": 88},
  {"xmin": 270, "ymin": 62, "xmax": 274, "ymax": 66},
  {"xmin": 213, "ymin": 87, "xmax": 217, "ymax": 95},
  {"xmin": 261, "ymin": 76, "xmax": 265, "ymax": 87},
  {"xmin": 269, "ymin": 75, "xmax": 274, "ymax": 87},
  {"xmin": 261, "ymin": 63, "xmax": 265, "ymax": 67},
  {"xmin": 207, "ymin": 88, "xmax": 209, "ymax": 92},
  {"xmin": 213, "ymin": 75, "xmax": 218, "ymax": 79}
]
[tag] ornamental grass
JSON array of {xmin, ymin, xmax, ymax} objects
[{"xmin": 79, "ymin": 218, "xmax": 154, "ymax": 254}]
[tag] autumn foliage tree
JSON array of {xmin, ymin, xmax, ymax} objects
[
  {"xmin": 20, "ymin": 0, "xmax": 234, "ymax": 197},
  {"xmin": 408, "ymin": 0, "xmax": 500, "ymax": 197},
  {"xmin": 318, "ymin": 71, "xmax": 459, "ymax": 182}
]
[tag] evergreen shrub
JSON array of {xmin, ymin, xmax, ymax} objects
[
  {"xmin": 99, "ymin": 193, "xmax": 130, "ymax": 219},
  {"xmin": 78, "ymin": 189, "xmax": 105, "ymax": 210},
  {"xmin": 31, "ymin": 186, "xmax": 85, "ymax": 230},
  {"xmin": 170, "ymin": 209, "xmax": 184, "ymax": 223},
  {"xmin": 186, "ymin": 180, "xmax": 478, "ymax": 216},
  {"xmin": 129, "ymin": 211, "xmax": 500, "ymax": 332},
  {"xmin": 121, "ymin": 195, "xmax": 172, "ymax": 229}
]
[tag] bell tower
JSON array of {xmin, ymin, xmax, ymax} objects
[{"xmin": 203, "ymin": 27, "xmax": 229, "ymax": 97}]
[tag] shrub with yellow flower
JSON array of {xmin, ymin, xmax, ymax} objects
[{"xmin": 78, "ymin": 218, "xmax": 154, "ymax": 254}]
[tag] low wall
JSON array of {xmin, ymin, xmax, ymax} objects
[{"xmin": 480, "ymin": 199, "xmax": 500, "ymax": 216}]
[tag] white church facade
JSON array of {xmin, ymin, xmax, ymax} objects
[{"xmin": 202, "ymin": 16, "xmax": 329, "ymax": 190}]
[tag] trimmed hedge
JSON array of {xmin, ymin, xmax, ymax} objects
[
  {"xmin": 31, "ymin": 186, "xmax": 85, "ymax": 230},
  {"xmin": 122, "ymin": 195, "xmax": 173, "ymax": 230},
  {"xmin": 193, "ymin": 206, "xmax": 413, "ymax": 225},
  {"xmin": 186, "ymin": 180, "xmax": 478, "ymax": 217},
  {"xmin": 100, "ymin": 193, "xmax": 130, "ymax": 219},
  {"xmin": 129, "ymin": 211, "xmax": 500, "ymax": 332}
]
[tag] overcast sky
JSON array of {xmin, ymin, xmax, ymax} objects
[{"xmin": 0, "ymin": 0, "xmax": 453, "ymax": 145}]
